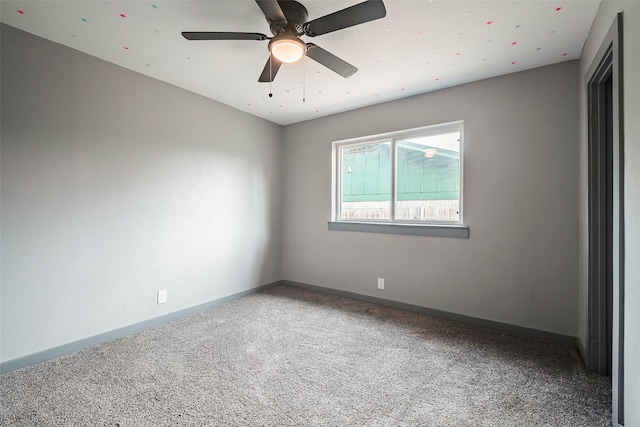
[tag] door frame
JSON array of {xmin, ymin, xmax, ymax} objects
[{"xmin": 586, "ymin": 12, "xmax": 624, "ymax": 425}]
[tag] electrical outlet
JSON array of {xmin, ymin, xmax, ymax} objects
[
  {"xmin": 157, "ymin": 289, "xmax": 167, "ymax": 304},
  {"xmin": 377, "ymin": 278, "xmax": 385, "ymax": 290}
]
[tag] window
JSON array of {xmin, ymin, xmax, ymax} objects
[{"xmin": 332, "ymin": 121, "xmax": 464, "ymax": 230}]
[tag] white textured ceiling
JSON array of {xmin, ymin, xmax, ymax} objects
[{"xmin": 1, "ymin": 0, "xmax": 600, "ymax": 125}]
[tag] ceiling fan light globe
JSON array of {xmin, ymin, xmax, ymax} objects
[{"xmin": 270, "ymin": 38, "xmax": 306, "ymax": 63}]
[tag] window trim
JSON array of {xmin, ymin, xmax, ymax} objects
[
  {"xmin": 331, "ymin": 121, "xmax": 465, "ymax": 234},
  {"xmin": 327, "ymin": 221, "xmax": 469, "ymax": 238}
]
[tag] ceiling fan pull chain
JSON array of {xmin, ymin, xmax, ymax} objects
[
  {"xmin": 269, "ymin": 56, "xmax": 273, "ymax": 98},
  {"xmin": 303, "ymin": 68, "xmax": 306, "ymax": 103}
]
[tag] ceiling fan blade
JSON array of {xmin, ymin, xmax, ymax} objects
[
  {"xmin": 258, "ymin": 55, "xmax": 283, "ymax": 82},
  {"xmin": 306, "ymin": 44, "xmax": 357, "ymax": 78},
  {"xmin": 304, "ymin": 0, "xmax": 386, "ymax": 37},
  {"xmin": 182, "ymin": 32, "xmax": 268, "ymax": 41},
  {"xmin": 255, "ymin": 0, "xmax": 287, "ymax": 24}
]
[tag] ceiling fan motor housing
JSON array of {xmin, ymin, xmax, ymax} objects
[{"xmin": 269, "ymin": 1, "xmax": 309, "ymax": 35}]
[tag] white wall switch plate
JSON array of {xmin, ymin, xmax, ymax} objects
[{"xmin": 377, "ymin": 278, "xmax": 385, "ymax": 290}]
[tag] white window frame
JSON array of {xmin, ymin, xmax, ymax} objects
[{"xmin": 330, "ymin": 121, "xmax": 468, "ymax": 238}]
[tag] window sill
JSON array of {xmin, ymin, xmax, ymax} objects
[{"xmin": 327, "ymin": 221, "xmax": 469, "ymax": 238}]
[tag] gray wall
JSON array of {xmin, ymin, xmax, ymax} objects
[
  {"xmin": 282, "ymin": 61, "xmax": 580, "ymax": 337},
  {"xmin": 0, "ymin": 24, "xmax": 282, "ymax": 363},
  {"xmin": 577, "ymin": 1, "xmax": 640, "ymax": 424}
]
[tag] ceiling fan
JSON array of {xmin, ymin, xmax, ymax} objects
[{"xmin": 182, "ymin": 0, "xmax": 387, "ymax": 82}]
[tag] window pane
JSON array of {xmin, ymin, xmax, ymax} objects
[
  {"xmin": 396, "ymin": 132, "xmax": 460, "ymax": 221},
  {"xmin": 341, "ymin": 142, "xmax": 391, "ymax": 220}
]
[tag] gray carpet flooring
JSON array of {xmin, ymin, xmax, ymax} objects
[{"xmin": 0, "ymin": 285, "xmax": 611, "ymax": 426}]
